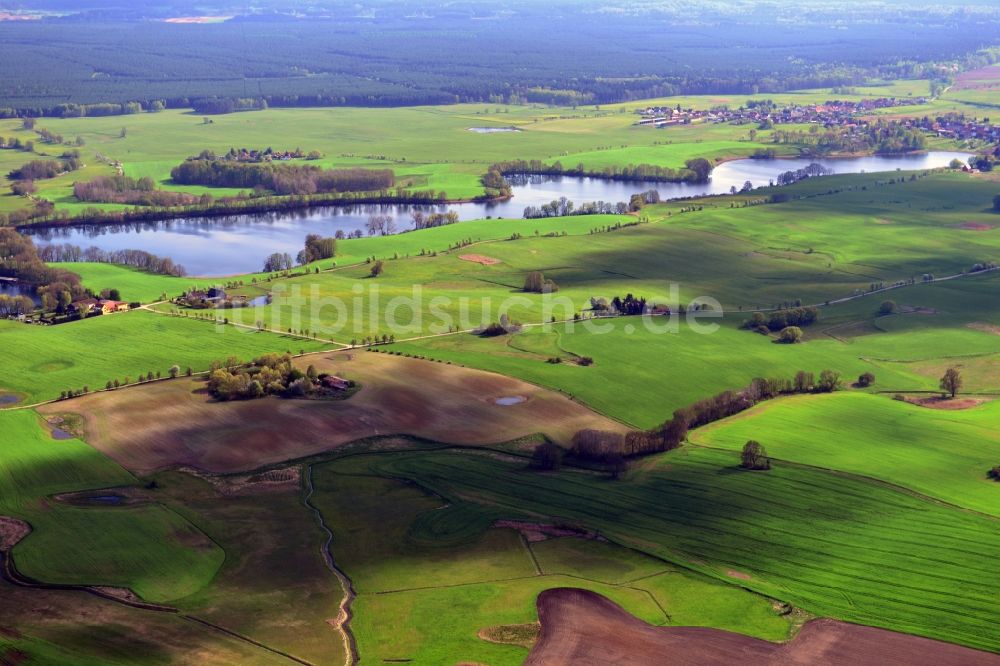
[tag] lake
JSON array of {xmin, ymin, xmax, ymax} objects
[
  {"xmin": 0, "ymin": 280, "xmax": 40, "ymax": 304},
  {"xmin": 24, "ymin": 151, "xmax": 969, "ymax": 277}
]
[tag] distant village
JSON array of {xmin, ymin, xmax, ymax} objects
[{"xmin": 636, "ymin": 98, "xmax": 999, "ymax": 145}]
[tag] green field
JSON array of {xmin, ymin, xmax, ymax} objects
[
  {"xmin": 312, "ymin": 454, "xmax": 794, "ymax": 664},
  {"xmin": 0, "ymin": 311, "xmax": 331, "ymax": 404},
  {"xmin": 1, "ymin": 83, "xmax": 999, "ymax": 663},
  {"xmin": 692, "ymin": 392, "xmax": 1000, "ymax": 515},
  {"xmin": 331, "ymin": 446, "xmax": 1000, "ymax": 653},
  {"xmin": 0, "ymin": 410, "xmax": 222, "ymax": 602}
]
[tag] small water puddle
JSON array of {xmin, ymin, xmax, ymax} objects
[
  {"xmin": 494, "ymin": 396, "xmax": 527, "ymax": 406},
  {"xmin": 468, "ymin": 127, "xmax": 520, "ymax": 133}
]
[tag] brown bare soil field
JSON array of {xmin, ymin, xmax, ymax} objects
[
  {"xmin": 969, "ymin": 322, "xmax": 1000, "ymax": 336},
  {"xmin": 459, "ymin": 254, "xmax": 502, "ymax": 265},
  {"xmin": 905, "ymin": 395, "xmax": 987, "ymax": 410},
  {"xmin": 954, "ymin": 65, "xmax": 1000, "ymax": 90},
  {"xmin": 525, "ymin": 588, "xmax": 1000, "ymax": 666},
  {"xmin": 40, "ymin": 352, "xmax": 623, "ymax": 474},
  {"xmin": 955, "ymin": 222, "xmax": 994, "ymax": 231}
]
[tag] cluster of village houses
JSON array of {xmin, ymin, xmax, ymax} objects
[
  {"xmin": 68, "ymin": 298, "xmax": 130, "ymax": 316},
  {"xmin": 181, "ymin": 287, "xmax": 264, "ymax": 308},
  {"xmin": 635, "ymin": 98, "xmax": 999, "ymax": 144},
  {"xmin": 223, "ymin": 147, "xmax": 306, "ymax": 162}
]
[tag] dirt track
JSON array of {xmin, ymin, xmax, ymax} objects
[{"xmin": 526, "ymin": 588, "xmax": 1000, "ymax": 666}]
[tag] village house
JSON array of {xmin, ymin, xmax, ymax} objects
[{"xmin": 321, "ymin": 375, "xmax": 351, "ymax": 391}]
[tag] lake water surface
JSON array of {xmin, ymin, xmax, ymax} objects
[
  {"xmin": 24, "ymin": 151, "xmax": 969, "ymax": 276},
  {"xmin": 0, "ymin": 280, "xmax": 40, "ymax": 304}
]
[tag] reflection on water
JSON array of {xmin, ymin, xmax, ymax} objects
[
  {"xmin": 23, "ymin": 152, "xmax": 969, "ymax": 277},
  {"xmin": 0, "ymin": 280, "xmax": 40, "ymax": 305}
]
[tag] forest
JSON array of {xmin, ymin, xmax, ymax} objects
[{"xmin": 0, "ymin": 1, "xmax": 997, "ymax": 115}]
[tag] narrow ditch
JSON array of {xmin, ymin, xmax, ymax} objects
[{"xmin": 303, "ymin": 463, "xmax": 360, "ymax": 666}]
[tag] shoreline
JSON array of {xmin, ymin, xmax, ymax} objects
[{"xmin": 10, "ymin": 150, "xmax": 968, "ymax": 233}]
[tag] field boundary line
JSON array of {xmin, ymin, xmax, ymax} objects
[{"xmin": 181, "ymin": 615, "xmax": 315, "ymax": 665}]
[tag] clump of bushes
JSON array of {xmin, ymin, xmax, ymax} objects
[
  {"xmin": 207, "ymin": 353, "xmax": 355, "ymax": 401},
  {"xmin": 857, "ymin": 372, "xmax": 876, "ymax": 388},
  {"xmin": 742, "ymin": 306, "xmax": 819, "ymax": 335},
  {"xmin": 988, "ymin": 465, "xmax": 1000, "ymax": 481},
  {"xmin": 477, "ymin": 314, "xmax": 521, "ymax": 337},
  {"xmin": 523, "ymin": 271, "xmax": 559, "ymax": 294},
  {"xmin": 777, "ymin": 326, "xmax": 803, "ymax": 344}
]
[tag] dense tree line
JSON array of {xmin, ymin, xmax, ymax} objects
[
  {"xmin": 569, "ymin": 368, "xmax": 844, "ymax": 463},
  {"xmin": 8, "ymin": 158, "xmax": 80, "ymax": 181},
  {"xmin": 3, "ymin": 188, "xmax": 447, "ymax": 229},
  {"xmin": 73, "ymin": 175, "xmax": 200, "ymax": 207},
  {"xmin": 775, "ymin": 163, "xmax": 834, "ymax": 186},
  {"xmin": 524, "ymin": 197, "xmax": 631, "ymax": 219},
  {"xmin": 771, "ymin": 121, "xmax": 928, "ymax": 156},
  {"xmin": 489, "ymin": 158, "xmax": 711, "ymax": 186},
  {"xmin": 170, "ymin": 159, "xmax": 394, "ymax": 196},
  {"xmin": 38, "ymin": 243, "xmax": 186, "ymax": 277},
  {"xmin": 411, "ymin": 210, "xmax": 460, "ymax": 230}
]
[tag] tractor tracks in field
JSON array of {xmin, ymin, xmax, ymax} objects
[{"xmin": 302, "ymin": 463, "xmax": 359, "ymax": 666}]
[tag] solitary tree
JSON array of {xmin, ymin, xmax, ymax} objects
[
  {"xmin": 878, "ymin": 300, "xmax": 897, "ymax": 315},
  {"xmin": 857, "ymin": 372, "xmax": 876, "ymax": 388},
  {"xmin": 817, "ymin": 369, "xmax": 842, "ymax": 393},
  {"xmin": 940, "ymin": 367, "xmax": 962, "ymax": 398},
  {"xmin": 370, "ymin": 260, "xmax": 384, "ymax": 278},
  {"xmin": 740, "ymin": 440, "xmax": 771, "ymax": 470}
]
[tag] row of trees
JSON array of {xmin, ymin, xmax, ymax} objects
[
  {"xmin": 524, "ymin": 198, "xmax": 630, "ymax": 219},
  {"xmin": 170, "ymin": 159, "xmax": 394, "ymax": 196},
  {"xmin": 775, "ymin": 163, "xmax": 834, "ymax": 186},
  {"xmin": 411, "ymin": 210, "xmax": 460, "ymax": 229},
  {"xmin": 39, "ymin": 243, "xmax": 187, "ymax": 277},
  {"xmin": 487, "ymin": 157, "xmax": 713, "ymax": 186},
  {"xmin": 568, "ymin": 369, "xmax": 844, "ymax": 464}
]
